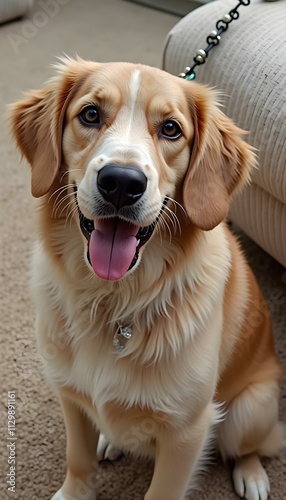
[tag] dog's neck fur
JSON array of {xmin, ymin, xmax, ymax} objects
[{"xmin": 33, "ymin": 193, "xmax": 231, "ymax": 366}]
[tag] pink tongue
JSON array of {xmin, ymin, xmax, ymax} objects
[{"xmin": 89, "ymin": 219, "xmax": 138, "ymax": 281}]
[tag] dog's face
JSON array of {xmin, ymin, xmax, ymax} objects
[
  {"xmin": 10, "ymin": 58, "xmax": 255, "ymax": 281},
  {"xmin": 62, "ymin": 62, "xmax": 194, "ymax": 280}
]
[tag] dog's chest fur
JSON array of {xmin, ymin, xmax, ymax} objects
[{"xmin": 31, "ymin": 221, "xmax": 231, "ymax": 438}]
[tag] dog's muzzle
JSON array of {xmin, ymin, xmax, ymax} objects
[{"xmin": 73, "ymin": 184, "xmax": 167, "ymax": 281}]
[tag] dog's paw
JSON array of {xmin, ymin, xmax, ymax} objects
[
  {"xmin": 233, "ymin": 455, "xmax": 270, "ymax": 500},
  {"xmin": 97, "ymin": 432, "xmax": 123, "ymax": 462}
]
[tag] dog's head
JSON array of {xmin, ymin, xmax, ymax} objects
[{"xmin": 10, "ymin": 57, "xmax": 255, "ymax": 281}]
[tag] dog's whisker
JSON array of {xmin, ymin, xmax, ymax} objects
[
  {"xmin": 160, "ymin": 207, "xmax": 179, "ymax": 241},
  {"xmin": 53, "ymin": 192, "xmax": 75, "ymax": 218},
  {"xmin": 62, "ymin": 206, "xmax": 77, "ymax": 229},
  {"xmin": 50, "ymin": 186, "xmax": 68, "ymax": 207},
  {"xmin": 163, "ymin": 206, "xmax": 177, "ymax": 232},
  {"xmin": 58, "ymin": 194, "xmax": 76, "ymax": 217},
  {"xmin": 159, "ymin": 213, "xmax": 170, "ymax": 236},
  {"xmin": 60, "ymin": 170, "xmax": 70, "ymax": 183},
  {"xmin": 165, "ymin": 196, "xmax": 187, "ymax": 219},
  {"xmin": 154, "ymin": 217, "xmax": 164, "ymax": 245},
  {"xmin": 63, "ymin": 199, "xmax": 78, "ymax": 226},
  {"xmin": 60, "ymin": 168, "xmax": 81, "ymax": 183},
  {"xmin": 66, "ymin": 210, "xmax": 77, "ymax": 231},
  {"xmin": 66, "ymin": 198, "xmax": 78, "ymax": 218},
  {"xmin": 51, "ymin": 185, "xmax": 75, "ymax": 218},
  {"xmin": 164, "ymin": 205, "xmax": 182, "ymax": 236},
  {"xmin": 49, "ymin": 183, "xmax": 74, "ymax": 204},
  {"xmin": 53, "ymin": 198, "xmax": 72, "ymax": 219},
  {"xmin": 157, "ymin": 213, "xmax": 172, "ymax": 243},
  {"xmin": 66, "ymin": 203, "xmax": 79, "ymax": 230}
]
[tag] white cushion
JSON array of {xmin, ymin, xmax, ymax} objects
[{"xmin": 163, "ymin": 0, "xmax": 286, "ymax": 266}]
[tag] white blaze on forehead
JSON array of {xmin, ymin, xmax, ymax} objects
[
  {"xmin": 88, "ymin": 68, "xmax": 153, "ymax": 168},
  {"xmin": 124, "ymin": 69, "xmax": 141, "ymax": 139}
]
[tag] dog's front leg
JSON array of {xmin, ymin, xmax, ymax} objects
[
  {"xmin": 145, "ymin": 403, "xmax": 215, "ymax": 500},
  {"xmin": 51, "ymin": 393, "xmax": 99, "ymax": 500}
]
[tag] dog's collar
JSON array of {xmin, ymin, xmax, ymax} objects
[{"xmin": 113, "ymin": 325, "xmax": 132, "ymax": 352}]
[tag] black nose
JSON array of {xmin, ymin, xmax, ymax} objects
[{"xmin": 97, "ymin": 164, "xmax": 147, "ymax": 209}]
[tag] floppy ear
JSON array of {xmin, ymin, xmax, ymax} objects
[
  {"xmin": 9, "ymin": 57, "xmax": 93, "ymax": 198},
  {"xmin": 182, "ymin": 84, "xmax": 256, "ymax": 230}
]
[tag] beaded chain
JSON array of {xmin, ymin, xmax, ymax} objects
[{"xmin": 178, "ymin": 0, "xmax": 251, "ymax": 81}]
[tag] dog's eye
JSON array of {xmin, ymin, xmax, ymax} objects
[
  {"xmin": 79, "ymin": 105, "xmax": 100, "ymax": 126},
  {"xmin": 160, "ymin": 120, "xmax": 182, "ymax": 139}
]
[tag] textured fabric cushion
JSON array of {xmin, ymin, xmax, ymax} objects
[
  {"xmin": 230, "ymin": 183, "xmax": 286, "ymax": 267},
  {"xmin": 163, "ymin": 0, "xmax": 286, "ymax": 266}
]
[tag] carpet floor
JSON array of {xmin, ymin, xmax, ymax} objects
[{"xmin": 0, "ymin": 1, "xmax": 285, "ymax": 499}]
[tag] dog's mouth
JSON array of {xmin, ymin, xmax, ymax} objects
[{"xmin": 74, "ymin": 186, "xmax": 166, "ymax": 281}]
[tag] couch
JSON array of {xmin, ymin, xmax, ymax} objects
[{"xmin": 163, "ymin": 0, "xmax": 286, "ymax": 267}]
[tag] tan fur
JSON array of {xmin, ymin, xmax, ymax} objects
[{"xmin": 10, "ymin": 58, "xmax": 284, "ymax": 500}]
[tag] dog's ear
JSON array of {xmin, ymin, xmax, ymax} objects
[
  {"xmin": 9, "ymin": 57, "xmax": 93, "ymax": 198},
  {"xmin": 182, "ymin": 84, "xmax": 256, "ymax": 230}
]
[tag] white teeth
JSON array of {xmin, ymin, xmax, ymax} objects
[{"xmin": 136, "ymin": 239, "xmax": 141, "ymax": 247}]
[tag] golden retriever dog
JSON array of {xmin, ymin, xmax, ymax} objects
[{"xmin": 10, "ymin": 57, "xmax": 284, "ymax": 500}]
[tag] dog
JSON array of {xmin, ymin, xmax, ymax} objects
[{"xmin": 10, "ymin": 57, "xmax": 284, "ymax": 500}]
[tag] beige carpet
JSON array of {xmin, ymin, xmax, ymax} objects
[{"xmin": 0, "ymin": 1, "xmax": 285, "ymax": 499}]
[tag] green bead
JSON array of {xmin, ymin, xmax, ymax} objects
[{"xmin": 186, "ymin": 72, "xmax": 196, "ymax": 81}]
